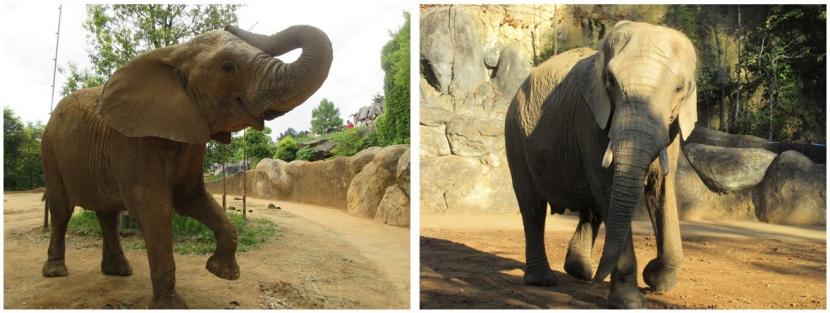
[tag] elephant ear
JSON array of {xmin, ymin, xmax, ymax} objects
[
  {"xmin": 678, "ymin": 84, "xmax": 698, "ymax": 140},
  {"xmin": 98, "ymin": 46, "xmax": 210, "ymax": 145},
  {"xmin": 581, "ymin": 52, "xmax": 612, "ymax": 130}
]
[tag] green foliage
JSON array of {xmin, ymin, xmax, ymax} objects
[
  {"xmin": 62, "ymin": 4, "xmax": 239, "ymax": 95},
  {"xmin": 273, "ymin": 136, "xmax": 299, "ymax": 161},
  {"xmin": 277, "ymin": 127, "xmax": 299, "ymax": 141},
  {"xmin": 203, "ymin": 140, "xmax": 232, "ymax": 173},
  {"xmin": 310, "ymin": 98, "xmax": 343, "ymax": 135},
  {"xmin": 4, "ymin": 108, "xmax": 45, "ymax": 190},
  {"xmin": 330, "ymin": 127, "xmax": 373, "ymax": 157},
  {"xmin": 68, "ymin": 210, "xmax": 277, "ymax": 255},
  {"xmin": 228, "ymin": 127, "xmax": 275, "ymax": 166},
  {"xmin": 295, "ymin": 146, "xmax": 316, "ymax": 161},
  {"xmin": 374, "ymin": 12, "xmax": 410, "ymax": 146}
]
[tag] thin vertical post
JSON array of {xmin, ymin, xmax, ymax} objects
[
  {"xmin": 222, "ymin": 162, "xmax": 226, "ymax": 210},
  {"xmin": 242, "ymin": 129, "xmax": 247, "ymax": 221},
  {"xmin": 45, "ymin": 4, "xmax": 62, "ymax": 229}
]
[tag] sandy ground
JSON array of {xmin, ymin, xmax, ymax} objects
[
  {"xmin": 4, "ymin": 191, "xmax": 409, "ymax": 309},
  {"xmin": 421, "ymin": 214, "xmax": 826, "ymax": 309}
]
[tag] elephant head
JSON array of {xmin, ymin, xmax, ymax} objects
[
  {"xmin": 582, "ymin": 21, "xmax": 698, "ymax": 282},
  {"xmin": 97, "ymin": 25, "xmax": 333, "ymax": 144}
]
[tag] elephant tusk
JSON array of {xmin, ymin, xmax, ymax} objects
[
  {"xmin": 602, "ymin": 143, "xmax": 614, "ymax": 169},
  {"xmin": 659, "ymin": 148, "xmax": 669, "ymax": 176}
]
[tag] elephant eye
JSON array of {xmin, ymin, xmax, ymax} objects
[
  {"xmin": 606, "ymin": 73, "xmax": 617, "ymax": 88},
  {"xmin": 222, "ymin": 61, "xmax": 236, "ymax": 74}
]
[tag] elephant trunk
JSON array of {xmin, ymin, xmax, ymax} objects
[
  {"xmin": 226, "ymin": 25, "xmax": 333, "ymax": 120},
  {"xmin": 593, "ymin": 106, "xmax": 667, "ymax": 283}
]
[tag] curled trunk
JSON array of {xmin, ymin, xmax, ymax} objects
[{"xmin": 226, "ymin": 25, "xmax": 333, "ymax": 118}]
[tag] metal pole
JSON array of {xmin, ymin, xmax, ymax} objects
[
  {"xmin": 222, "ymin": 162, "xmax": 226, "ymax": 210},
  {"xmin": 242, "ymin": 129, "xmax": 247, "ymax": 221},
  {"xmin": 45, "ymin": 4, "xmax": 62, "ymax": 229}
]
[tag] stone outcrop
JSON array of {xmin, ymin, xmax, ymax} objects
[
  {"xmin": 677, "ymin": 145, "xmax": 826, "ymax": 226},
  {"xmin": 756, "ymin": 151, "xmax": 826, "ymax": 225},
  {"xmin": 207, "ymin": 145, "xmax": 410, "ymax": 227}
]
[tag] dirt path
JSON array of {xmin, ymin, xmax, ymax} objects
[
  {"xmin": 421, "ymin": 214, "xmax": 826, "ymax": 309},
  {"xmin": 4, "ymin": 192, "xmax": 409, "ymax": 309}
]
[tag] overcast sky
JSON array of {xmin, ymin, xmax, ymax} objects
[{"xmin": 0, "ymin": 2, "xmax": 409, "ymax": 140}]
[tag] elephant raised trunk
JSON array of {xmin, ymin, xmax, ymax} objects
[
  {"xmin": 225, "ymin": 25, "xmax": 333, "ymax": 121},
  {"xmin": 594, "ymin": 105, "xmax": 668, "ymax": 282}
]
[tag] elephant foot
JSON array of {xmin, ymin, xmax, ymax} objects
[
  {"xmin": 607, "ymin": 281, "xmax": 645, "ymax": 309},
  {"xmin": 150, "ymin": 292, "xmax": 188, "ymax": 309},
  {"xmin": 42, "ymin": 259, "xmax": 68, "ymax": 277},
  {"xmin": 643, "ymin": 258, "xmax": 679, "ymax": 293},
  {"xmin": 206, "ymin": 254, "xmax": 240, "ymax": 280},
  {"xmin": 523, "ymin": 266, "xmax": 557, "ymax": 286},
  {"xmin": 564, "ymin": 250, "xmax": 593, "ymax": 281},
  {"xmin": 101, "ymin": 254, "xmax": 133, "ymax": 276}
]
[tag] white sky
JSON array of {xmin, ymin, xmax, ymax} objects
[{"xmin": 0, "ymin": 1, "xmax": 409, "ymax": 140}]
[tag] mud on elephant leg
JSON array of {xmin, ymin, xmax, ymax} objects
[
  {"xmin": 42, "ymin": 194, "xmax": 72, "ymax": 277},
  {"xmin": 174, "ymin": 189, "xmax": 239, "ymax": 280},
  {"xmin": 607, "ymin": 231, "xmax": 645, "ymax": 309},
  {"xmin": 564, "ymin": 210, "xmax": 601, "ymax": 280},
  {"xmin": 97, "ymin": 210, "xmax": 133, "ymax": 276}
]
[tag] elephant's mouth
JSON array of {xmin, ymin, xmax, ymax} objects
[{"xmin": 235, "ymin": 96, "xmax": 265, "ymax": 131}]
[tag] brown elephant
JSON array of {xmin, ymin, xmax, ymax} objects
[
  {"xmin": 504, "ymin": 21, "xmax": 697, "ymax": 308},
  {"xmin": 41, "ymin": 25, "xmax": 332, "ymax": 308}
]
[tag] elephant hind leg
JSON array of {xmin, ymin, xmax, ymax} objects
[
  {"xmin": 42, "ymin": 190, "xmax": 72, "ymax": 277},
  {"xmin": 508, "ymin": 162, "xmax": 555, "ymax": 286},
  {"xmin": 97, "ymin": 210, "xmax": 133, "ymax": 276},
  {"xmin": 564, "ymin": 210, "xmax": 600, "ymax": 280}
]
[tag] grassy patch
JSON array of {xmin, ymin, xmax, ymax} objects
[{"xmin": 67, "ymin": 209, "xmax": 277, "ymax": 255}]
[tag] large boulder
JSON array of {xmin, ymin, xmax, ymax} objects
[
  {"xmin": 421, "ymin": 155, "xmax": 517, "ymax": 214},
  {"xmin": 396, "ymin": 150, "xmax": 411, "ymax": 196},
  {"xmin": 284, "ymin": 157, "xmax": 354, "ymax": 210},
  {"xmin": 253, "ymin": 159, "xmax": 291, "ymax": 198},
  {"xmin": 492, "ymin": 44, "xmax": 531, "ymax": 99},
  {"xmin": 757, "ymin": 151, "xmax": 826, "ymax": 225},
  {"xmin": 445, "ymin": 114, "xmax": 505, "ymax": 158},
  {"xmin": 676, "ymin": 151, "xmax": 758, "ymax": 221},
  {"xmin": 421, "ymin": 7, "xmax": 487, "ymax": 95},
  {"xmin": 346, "ymin": 145, "xmax": 409, "ymax": 218},
  {"xmin": 375, "ymin": 185, "xmax": 410, "ymax": 227},
  {"xmin": 684, "ymin": 143, "xmax": 777, "ymax": 192}
]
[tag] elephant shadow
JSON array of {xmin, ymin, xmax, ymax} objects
[{"xmin": 420, "ymin": 236, "xmax": 610, "ymax": 309}]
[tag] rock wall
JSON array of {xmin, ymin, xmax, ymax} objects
[{"xmin": 207, "ymin": 145, "xmax": 410, "ymax": 227}]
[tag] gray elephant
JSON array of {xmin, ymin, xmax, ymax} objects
[
  {"xmin": 41, "ymin": 25, "xmax": 332, "ymax": 308},
  {"xmin": 504, "ymin": 21, "xmax": 697, "ymax": 308}
]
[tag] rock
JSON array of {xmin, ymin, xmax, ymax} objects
[
  {"xmin": 228, "ymin": 206, "xmax": 236, "ymax": 211},
  {"xmin": 350, "ymin": 146, "xmax": 382, "ymax": 175},
  {"xmin": 301, "ymin": 138, "xmax": 336, "ymax": 160},
  {"xmin": 396, "ymin": 149, "xmax": 411, "ymax": 196},
  {"xmin": 684, "ymin": 143, "xmax": 777, "ymax": 192},
  {"xmin": 286, "ymin": 157, "xmax": 354, "ymax": 210},
  {"xmin": 687, "ymin": 126, "xmax": 825, "ymax": 163},
  {"xmin": 254, "ymin": 159, "xmax": 291, "ymax": 199},
  {"xmin": 420, "ymin": 125, "xmax": 451, "ymax": 158},
  {"xmin": 421, "ymin": 7, "xmax": 487, "ymax": 95},
  {"xmin": 757, "ymin": 151, "xmax": 826, "ymax": 225},
  {"xmin": 445, "ymin": 114, "xmax": 505, "ymax": 158},
  {"xmin": 375, "ymin": 186, "xmax": 410, "ymax": 227},
  {"xmin": 346, "ymin": 145, "xmax": 409, "ymax": 218},
  {"xmin": 420, "ymin": 155, "xmax": 517, "ymax": 214},
  {"xmin": 492, "ymin": 44, "xmax": 531, "ymax": 99},
  {"xmin": 267, "ymin": 203, "xmax": 277, "ymax": 209},
  {"xmin": 676, "ymin": 152, "xmax": 757, "ymax": 222}
]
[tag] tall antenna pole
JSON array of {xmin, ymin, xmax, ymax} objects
[
  {"xmin": 49, "ymin": 4, "xmax": 63, "ymax": 114},
  {"xmin": 45, "ymin": 4, "xmax": 62, "ymax": 229}
]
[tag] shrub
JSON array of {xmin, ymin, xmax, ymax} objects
[
  {"xmin": 273, "ymin": 136, "xmax": 299, "ymax": 161},
  {"xmin": 330, "ymin": 127, "xmax": 365, "ymax": 157},
  {"xmin": 295, "ymin": 146, "xmax": 316, "ymax": 161}
]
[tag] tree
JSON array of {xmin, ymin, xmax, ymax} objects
[
  {"xmin": 62, "ymin": 4, "xmax": 239, "ymax": 95},
  {"xmin": 310, "ymin": 98, "xmax": 343, "ymax": 134},
  {"xmin": 229, "ymin": 127, "xmax": 275, "ymax": 166},
  {"xmin": 374, "ymin": 12, "xmax": 410, "ymax": 146},
  {"xmin": 203, "ymin": 140, "xmax": 232, "ymax": 173},
  {"xmin": 4, "ymin": 108, "xmax": 45, "ymax": 190},
  {"xmin": 277, "ymin": 127, "xmax": 299, "ymax": 141}
]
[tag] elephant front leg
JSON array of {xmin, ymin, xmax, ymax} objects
[
  {"xmin": 643, "ymin": 142, "xmax": 683, "ymax": 293},
  {"xmin": 97, "ymin": 210, "xmax": 133, "ymax": 276},
  {"xmin": 607, "ymin": 230, "xmax": 645, "ymax": 309},
  {"xmin": 175, "ymin": 189, "xmax": 239, "ymax": 280},
  {"xmin": 564, "ymin": 210, "xmax": 600, "ymax": 280},
  {"xmin": 133, "ymin": 202, "xmax": 187, "ymax": 309}
]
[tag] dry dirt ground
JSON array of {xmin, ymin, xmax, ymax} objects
[
  {"xmin": 421, "ymin": 214, "xmax": 826, "ymax": 309},
  {"xmin": 4, "ymin": 191, "xmax": 409, "ymax": 309}
]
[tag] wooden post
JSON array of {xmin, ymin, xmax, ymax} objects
[
  {"xmin": 242, "ymin": 128, "xmax": 247, "ymax": 221},
  {"xmin": 222, "ymin": 162, "xmax": 226, "ymax": 210}
]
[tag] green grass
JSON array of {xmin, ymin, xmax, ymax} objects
[{"xmin": 67, "ymin": 210, "xmax": 278, "ymax": 255}]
